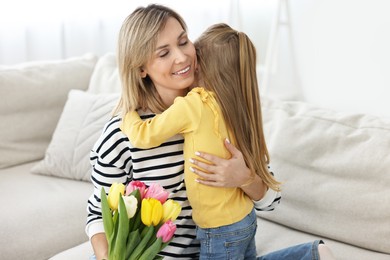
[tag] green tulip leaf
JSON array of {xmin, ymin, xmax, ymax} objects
[
  {"xmin": 100, "ymin": 188, "xmax": 113, "ymax": 239},
  {"xmin": 125, "ymin": 230, "xmax": 141, "ymax": 259},
  {"xmin": 129, "ymin": 225, "xmax": 155, "ymax": 260},
  {"xmin": 112, "ymin": 196, "xmax": 129, "ymax": 259},
  {"xmin": 138, "ymin": 237, "xmax": 162, "ymax": 260},
  {"xmin": 131, "ymin": 209, "xmax": 142, "ymax": 232}
]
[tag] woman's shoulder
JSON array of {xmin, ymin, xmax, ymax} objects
[
  {"xmin": 102, "ymin": 115, "xmax": 123, "ymax": 133},
  {"xmin": 91, "ymin": 115, "xmax": 127, "ymax": 153}
]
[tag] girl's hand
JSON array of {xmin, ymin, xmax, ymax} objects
[{"xmin": 189, "ymin": 139, "xmax": 252, "ymax": 188}]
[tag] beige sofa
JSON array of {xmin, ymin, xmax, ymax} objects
[{"xmin": 1, "ymin": 53, "xmax": 389, "ymax": 260}]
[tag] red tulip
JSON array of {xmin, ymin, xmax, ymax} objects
[{"xmin": 125, "ymin": 180, "xmax": 146, "ymax": 199}]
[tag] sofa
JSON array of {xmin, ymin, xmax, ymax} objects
[{"xmin": 1, "ymin": 53, "xmax": 389, "ymax": 260}]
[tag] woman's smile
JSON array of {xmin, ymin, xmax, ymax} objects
[{"xmin": 173, "ymin": 65, "xmax": 191, "ymax": 76}]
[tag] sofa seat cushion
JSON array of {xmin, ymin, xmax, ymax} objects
[
  {"xmin": 51, "ymin": 217, "xmax": 390, "ymax": 260},
  {"xmin": 258, "ymin": 97, "xmax": 390, "ymax": 254},
  {"xmin": 50, "ymin": 241, "xmax": 93, "ymax": 260},
  {"xmin": 0, "ymin": 162, "xmax": 92, "ymax": 260},
  {"xmin": 255, "ymin": 218, "xmax": 390, "ymax": 260}
]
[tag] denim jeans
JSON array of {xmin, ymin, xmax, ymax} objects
[
  {"xmin": 257, "ymin": 240, "xmax": 324, "ymax": 260},
  {"xmin": 196, "ymin": 208, "xmax": 257, "ymax": 260}
]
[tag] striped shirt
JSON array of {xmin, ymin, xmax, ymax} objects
[{"xmin": 86, "ymin": 111, "xmax": 281, "ymax": 259}]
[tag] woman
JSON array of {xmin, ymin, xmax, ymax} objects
[{"xmin": 86, "ymin": 4, "xmax": 334, "ymax": 260}]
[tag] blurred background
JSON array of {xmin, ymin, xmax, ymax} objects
[{"xmin": 1, "ymin": 0, "xmax": 389, "ymax": 117}]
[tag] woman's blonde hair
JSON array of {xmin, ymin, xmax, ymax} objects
[
  {"xmin": 195, "ymin": 23, "xmax": 281, "ymax": 191},
  {"xmin": 114, "ymin": 4, "xmax": 187, "ymax": 115}
]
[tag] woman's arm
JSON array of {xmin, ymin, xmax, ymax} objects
[
  {"xmin": 86, "ymin": 117, "xmax": 132, "ymax": 259},
  {"xmin": 189, "ymin": 138, "xmax": 267, "ymax": 201}
]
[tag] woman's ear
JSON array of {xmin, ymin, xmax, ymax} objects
[{"xmin": 140, "ymin": 68, "xmax": 147, "ymax": 78}]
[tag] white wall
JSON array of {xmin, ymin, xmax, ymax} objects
[
  {"xmin": 265, "ymin": 0, "xmax": 390, "ymax": 118},
  {"xmin": 1, "ymin": 0, "xmax": 389, "ymax": 118},
  {"xmin": 0, "ymin": 0, "xmax": 264, "ymax": 64}
]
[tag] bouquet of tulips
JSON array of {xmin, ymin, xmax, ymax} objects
[{"xmin": 101, "ymin": 180, "xmax": 181, "ymax": 260}]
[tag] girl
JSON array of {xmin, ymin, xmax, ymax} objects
[{"xmin": 121, "ymin": 23, "xmax": 280, "ymax": 259}]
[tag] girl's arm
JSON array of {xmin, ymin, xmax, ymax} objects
[{"xmin": 121, "ymin": 93, "xmax": 201, "ymax": 148}]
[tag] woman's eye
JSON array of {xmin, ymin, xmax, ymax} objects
[
  {"xmin": 159, "ymin": 51, "xmax": 169, "ymax": 58},
  {"xmin": 179, "ymin": 39, "xmax": 188, "ymax": 46}
]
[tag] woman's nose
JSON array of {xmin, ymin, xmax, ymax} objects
[{"xmin": 173, "ymin": 48, "xmax": 186, "ymax": 63}]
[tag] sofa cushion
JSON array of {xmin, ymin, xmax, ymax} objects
[
  {"xmin": 50, "ymin": 242, "xmax": 93, "ymax": 260},
  {"xmin": 258, "ymin": 97, "xmax": 390, "ymax": 254},
  {"xmin": 31, "ymin": 90, "xmax": 120, "ymax": 181},
  {"xmin": 0, "ymin": 54, "xmax": 98, "ymax": 169},
  {"xmin": 87, "ymin": 52, "xmax": 121, "ymax": 94},
  {"xmin": 0, "ymin": 162, "xmax": 92, "ymax": 260}
]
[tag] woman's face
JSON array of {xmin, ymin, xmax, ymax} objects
[{"xmin": 142, "ymin": 17, "xmax": 196, "ymax": 106}]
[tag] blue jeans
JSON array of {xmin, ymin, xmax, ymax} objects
[
  {"xmin": 196, "ymin": 208, "xmax": 257, "ymax": 260},
  {"xmin": 257, "ymin": 240, "xmax": 324, "ymax": 260}
]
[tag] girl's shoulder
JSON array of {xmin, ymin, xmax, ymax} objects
[
  {"xmin": 189, "ymin": 86, "xmax": 206, "ymax": 95},
  {"xmin": 189, "ymin": 87, "xmax": 216, "ymax": 100}
]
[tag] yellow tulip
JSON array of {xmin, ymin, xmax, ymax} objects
[
  {"xmin": 107, "ymin": 183, "xmax": 125, "ymax": 211},
  {"xmin": 162, "ymin": 199, "xmax": 181, "ymax": 222},
  {"xmin": 141, "ymin": 198, "xmax": 163, "ymax": 226}
]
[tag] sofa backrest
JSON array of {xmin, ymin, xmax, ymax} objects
[
  {"xmin": 0, "ymin": 54, "xmax": 98, "ymax": 169},
  {"xmin": 258, "ymin": 97, "xmax": 390, "ymax": 254}
]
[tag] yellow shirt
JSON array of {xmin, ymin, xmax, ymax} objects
[{"xmin": 121, "ymin": 87, "xmax": 253, "ymax": 228}]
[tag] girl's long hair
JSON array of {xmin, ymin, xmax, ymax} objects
[
  {"xmin": 114, "ymin": 4, "xmax": 187, "ymax": 116},
  {"xmin": 195, "ymin": 23, "xmax": 281, "ymax": 191}
]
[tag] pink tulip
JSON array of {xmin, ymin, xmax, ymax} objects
[
  {"xmin": 156, "ymin": 220, "xmax": 176, "ymax": 243},
  {"xmin": 144, "ymin": 183, "xmax": 169, "ymax": 204},
  {"xmin": 125, "ymin": 180, "xmax": 146, "ymax": 199}
]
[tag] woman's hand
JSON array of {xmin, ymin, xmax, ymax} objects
[
  {"xmin": 189, "ymin": 139, "xmax": 250, "ymax": 187},
  {"xmin": 189, "ymin": 139, "xmax": 267, "ymax": 200}
]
